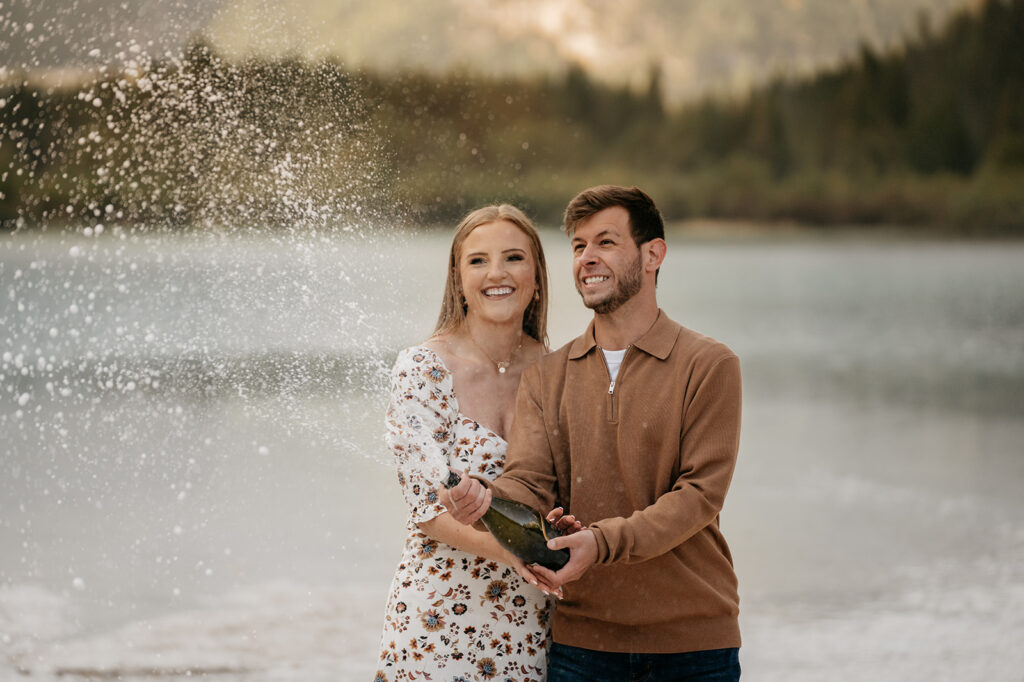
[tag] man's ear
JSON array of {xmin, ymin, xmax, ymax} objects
[{"xmin": 643, "ymin": 238, "xmax": 667, "ymax": 273}]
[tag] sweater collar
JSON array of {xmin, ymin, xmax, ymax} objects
[{"xmin": 568, "ymin": 309, "xmax": 679, "ymax": 361}]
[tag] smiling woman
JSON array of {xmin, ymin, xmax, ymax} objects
[
  {"xmin": 434, "ymin": 205, "xmax": 549, "ymax": 347},
  {"xmin": 373, "ymin": 204, "xmax": 560, "ymax": 681},
  {"xmin": 458, "ymin": 222, "xmax": 538, "ymax": 372}
]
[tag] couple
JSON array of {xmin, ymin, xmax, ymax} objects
[{"xmin": 375, "ymin": 186, "xmax": 743, "ymax": 682}]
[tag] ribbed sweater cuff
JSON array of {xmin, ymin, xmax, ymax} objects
[{"xmin": 590, "ymin": 525, "xmax": 611, "ymax": 564}]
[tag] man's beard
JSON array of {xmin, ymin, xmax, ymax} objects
[{"xmin": 579, "ymin": 253, "xmax": 643, "ymax": 314}]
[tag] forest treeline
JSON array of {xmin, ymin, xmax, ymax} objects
[{"xmin": 2, "ymin": 0, "xmax": 1022, "ymax": 232}]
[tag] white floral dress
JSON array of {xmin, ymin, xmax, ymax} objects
[{"xmin": 374, "ymin": 347, "xmax": 552, "ymax": 682}]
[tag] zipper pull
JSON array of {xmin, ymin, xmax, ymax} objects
[{"xmin": 608, "ymin": 380, "xmax": 615, "ymax": 395}]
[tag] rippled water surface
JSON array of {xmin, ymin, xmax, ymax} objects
[{"xmin": 2, "ymin": 228, "xmax": 1022, "ymax": 680}]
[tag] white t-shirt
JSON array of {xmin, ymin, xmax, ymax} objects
[{"xmin": 602, "ymin": 347, "xmax": 628, "ymax": 386}]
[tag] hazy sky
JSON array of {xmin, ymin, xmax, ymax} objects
[
  {"xmin": 1, "ymin": 0, "xmax": 225, "ymax": 69},
  {"xmin": 2, "ymin": 0, "xmax": 970, "ymax": 101}
]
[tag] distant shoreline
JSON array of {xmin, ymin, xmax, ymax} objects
[
  {"xmin": 662, "ymin": 219, "xmax": 1024, "ymax": 242},
  {"xmin": 6, "ymin": 218, "xmax": 1024, "ymax": 242}
]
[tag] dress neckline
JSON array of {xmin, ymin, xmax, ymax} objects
[{"xmin": 409, "ymin": 345, "xmax": 509, "ymax": 444}]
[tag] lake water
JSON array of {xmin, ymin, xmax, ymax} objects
[{"xmin": 1, "ymin": 227, "xmax": 1022, "ymax": 681}]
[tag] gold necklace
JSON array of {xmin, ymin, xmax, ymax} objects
[{"xmin": 468, "ymin": 331, "xmax": 523, "ymax": 374}]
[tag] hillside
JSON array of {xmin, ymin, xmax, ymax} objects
[
  {"xmin": 3, "ymin": 0, "xmax": 968, "ymax": 103},
  {"xmin": 2, "ymin": 0, "xmax": 1021, "ymax": 232},
  {"xmin": 205, "ymin": 0, "xmax": 968, "ymax": 103}
]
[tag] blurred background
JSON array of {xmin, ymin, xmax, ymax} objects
[{"xmin": 2, "ymin": 1, "xmax": 1022, "ymax": 680}]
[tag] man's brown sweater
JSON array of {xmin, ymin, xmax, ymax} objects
[{"xmin": 491, "ymin": 311, "xmax": 743, "ymax": 653}]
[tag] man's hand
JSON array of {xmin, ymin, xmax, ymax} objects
[
  {"xmin": 531, "ymin": 529, "xmax": 598, "ymax": 588},
  {"xmin": 440, "ymin": 469, "xmax": 492, "ymax": 525}
]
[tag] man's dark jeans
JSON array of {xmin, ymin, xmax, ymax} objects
[{"xmin": 548, "ymin": 642, "xmax": 741, "ymax": 682}]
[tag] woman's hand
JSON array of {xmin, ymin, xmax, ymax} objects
[
  {"xmin": 546, "ymin": 507, "xmax": 583, "ymax": 535},
  {"xmin": 508, "ymin": 554, "xmax": 563, "ymax": 599},
  {"xmin": 441, "ymin": 469, "xmax": 492, "ymax": 525}
]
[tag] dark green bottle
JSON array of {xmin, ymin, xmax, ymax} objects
[{"xmin": 444, "ymin": 471, "xmax": 570, "ymax": 570}]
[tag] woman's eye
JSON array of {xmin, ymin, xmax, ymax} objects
[
  {"xmin": 468, "ymin": 257, "xmax": 485, "ymax": 265},
  {"xmin": 507, "ymin": 254, "xmax": 524, "ymax": 262}
]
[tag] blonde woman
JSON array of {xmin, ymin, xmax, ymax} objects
[{"xmin": 375, "ymin": 205, "xmax": 571, "ymax": 681}]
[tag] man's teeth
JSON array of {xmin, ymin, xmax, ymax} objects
[
  {"xmin": 583, "ymin": 276, "xmax": 609, "ymax": 285},
  {"xmin": 484, "ymin": 287, "xmax": 514, "ymax": 296}
]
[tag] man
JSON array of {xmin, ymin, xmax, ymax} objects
[{"xmin": 446, "ymin": 185, "xmax": 743, "ymax": 681}]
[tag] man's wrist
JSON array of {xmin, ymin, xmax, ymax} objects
[{"xmin": 586, "ymin": 525, "xmax": 610, "ymax": 564}]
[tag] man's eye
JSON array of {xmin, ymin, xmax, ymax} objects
[{"xmin": 572, "ymin": 244, "xmax": 585, "ymax": 252}]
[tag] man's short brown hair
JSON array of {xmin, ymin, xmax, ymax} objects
[{"xmin": 563, "ymin": 185, "xmax": 665, "ymax": 246}]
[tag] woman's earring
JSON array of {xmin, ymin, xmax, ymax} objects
[{"xmin": 534, "ymin": 291, "xmax": 540, "ymax": 301}]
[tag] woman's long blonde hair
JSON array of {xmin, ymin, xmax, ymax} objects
[{"xmin": 433, "ymin": 204, "xmax": 549, "ymax": 345}]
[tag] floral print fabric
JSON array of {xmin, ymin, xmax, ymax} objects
[{"xmin": 375, "ymin": 347, "xmax": 551, "ymax": 681}]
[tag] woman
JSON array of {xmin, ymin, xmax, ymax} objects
[{"xmin": 374, "ymin": 205, "xmax": 563, "ymax": 681}]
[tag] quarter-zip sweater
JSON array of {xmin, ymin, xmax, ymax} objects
[{"xmin": 491, "ymin": 310, "xmax": 742, "ymax": 654}]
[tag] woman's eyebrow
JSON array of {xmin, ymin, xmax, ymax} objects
[{"xmin": 464, "ymin": 247, "xmax": 527, "ymax": 257}]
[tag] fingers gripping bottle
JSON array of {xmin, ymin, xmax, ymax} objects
[{"xmin": 444, "ymin": 471, "xmax": 570, "ymax": 570}]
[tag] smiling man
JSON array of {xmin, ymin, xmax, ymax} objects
[{"xmin": 447, "ymin": 185, "xmax": 743, "ymax": 681}]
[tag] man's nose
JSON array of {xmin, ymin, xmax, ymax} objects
[{"xmin": 579, "ymin": 243, "xmax": 598, "ymax": 264}]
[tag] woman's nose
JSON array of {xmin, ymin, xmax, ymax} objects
[{"xmin": 487, "ymin": 260, "xmax": 506, "ymax": 279}]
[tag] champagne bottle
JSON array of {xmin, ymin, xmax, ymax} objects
[{"xmin": 444, "ymin": 471, "xmax": 570, "ymax": 570}]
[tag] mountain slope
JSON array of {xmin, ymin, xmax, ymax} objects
[{"xmin": 204, "ymin": 0, "xmax": 970, "ymax": 102}]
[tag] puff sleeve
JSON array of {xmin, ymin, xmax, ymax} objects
[{"xmin": 384, "ymin": 347, "xmax": 458, "ymax": 525}]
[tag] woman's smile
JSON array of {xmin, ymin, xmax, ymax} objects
[{"xmin": 459, "ymin": 219, "xmax": 537, "ymax": 324}]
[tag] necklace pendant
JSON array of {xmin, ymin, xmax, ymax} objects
[{"xmin": 497, "ymin": 363, "xmax": 508, "ymax": 374}]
